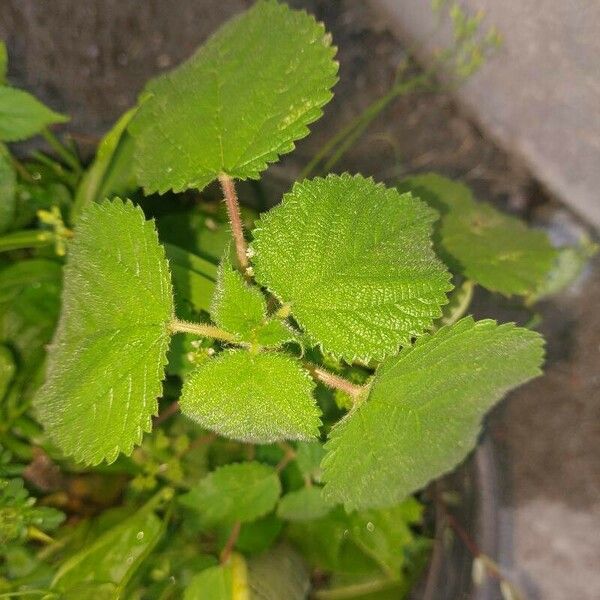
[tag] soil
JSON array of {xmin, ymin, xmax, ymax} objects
[{"xmin": 2, "ymin": 1, "xmax": 599, "ymax": 598}]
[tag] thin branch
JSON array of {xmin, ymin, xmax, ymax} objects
[
  {"xmin": 153, "ymin": 401, "xmax": 180, "ymax": 426},
  {"xmin": 169, "ymin": 318, "xmax": 238, "ymax": 343},
  {"xmin": 220, "ymin": 521, "xmax": 241, "ymax": 564},
  {"xmin": 306, "ymin": 364, "xmax": 366, "ymax": 401},
  {"xmin": 276, "ymin": 442, "xmax": 296, "ymax": 472},
  {"xmin": 218, "ymin": 173, "xmax": 249, "ymax": 272}
]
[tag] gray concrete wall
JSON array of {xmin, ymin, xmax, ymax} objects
[{"xmin": 372, "ymin": 0, "xmax": 600, "ymax": 229}]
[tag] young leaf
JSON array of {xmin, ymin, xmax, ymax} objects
[
  {"xmin": 129, "ymin": 0, "xmax": 338, "ymax": 194},
  {"xmin": 322, "ymin": 317, "xmax": 545, "ymax": 510},
  {"xmin": 179, "ymin": 462, "xmax": 281, "ymax": 527},
  {"xmin": 0, "ymin": 86, "xmax": 68, "ymax": 142},
  {"xmin": 277, "ymin": 487, "xmax": 332, "ymax": 521},
  {"xmin": 184, "ymin": 554, "xmax": 247, "ymax": 600},
  {"xmin": 180, "ymin": 351, "xmax": 320, "ymax": 443},
  {"xmin": 211, "ymin": 253, "xmax": 267, "ymax": 339},
  {"xmin": 399, "ymin": 173, "xmax": 556, "ymax": 296},
  {"xmin": 0, "ymin": 143, "xmax": 16, "ymax": 232},
  {"xmin": 36, "ymin": 200, "xmax": 174, "ymax": 465},
  {"xmin": 251, "ymin": 174, "xmax": 452, "ymax": 360},
  {"xmin": 52, "ymin": 500, "xmax": 163, "ymax": 595}
]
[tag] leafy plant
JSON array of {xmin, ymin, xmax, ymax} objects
[{"xmin": 0, "ymin": 2, "xmax": 591, "ymax": 598}]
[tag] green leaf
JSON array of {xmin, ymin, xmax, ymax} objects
[
  {"xmin": 322, "ymin": 317, "xmax": 545, "ymax": 510},
  {"xmin": 0, "ymin": 345, "xmax": 15, "ymax": 401},
  {"xmin": 252, "ymin": 174, "xmax": 452, "ymax": 360},
  {"xmin": 181, "ymin": 350, "xmax": 320, "ymax": 443},
  {"xmin": 247, "ymin": 544, "xmax": 310, "ymax": 600},
  {"xmin": 295, "ymin": 441, "xmax": 326, "ymax": 483},
  {"xmin": 72, "ymin": 107, "xmax": 137, "ymax": 222},
  {"xmin": 184, "ymin": 564, "xmax": 233, "ymax": 600},
  {"xmin": 0, "ymin": 85, "xmax": 68, "ymax": 142},
  {"xmin": 129, "ymin": 0, "xmax": 338, "ymax": 194},
  {"xmin": 234, "ymin": 514, "xmax": 283, "ymax": 555},
  {"xmin": 166, "ymin": 243, "xmax": 217, "ymax": 315},
  {"xmin": 179, "ymin": 462, "xmax": 281, "ymax": 527},
  {"xmin": 52, "ymin": 498, "xmax": 163, "ymax": 595},
  {"xmin": 277, "ymin": 486, "xmax": 332, "ymax": 521},
  {"xmin": 36, "ymin": 199, "xmax": 174, "ymax": 465},
  {"xmin": 211, "ymin": 253, "xmax": 267, "ymax": 338},
  {"xmin": 399, "ymin": 173, "xmax": 556, "ymax": 296},
  {"xmin": 0, "ymin": 143, "xmax": 16, "ymax": 232}
]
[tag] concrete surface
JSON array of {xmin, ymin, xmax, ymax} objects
[{"xmin": 373, "ymin": 0, "xmax": 600, "ymax": 230}]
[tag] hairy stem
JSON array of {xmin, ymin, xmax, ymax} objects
[
  {"xmin": 307, "ymin": 364, "xmax": 366, "ymax": 401},
  {"xmin": 220, "ymin": 521, "xmax": 241, "ymax": 564},
  {"xmin": 169, "ymin": 318, "xmax": 237, "ymax": 343},
  {"xmin": 218, "ymin": 173, "xmax": 249, "ymax": 272}
]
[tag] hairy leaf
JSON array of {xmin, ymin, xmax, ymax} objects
[
  {"xmin": 180, "ymin": 351, "xmax": 320, "ymax": 443},
  {"xmin": 399, "ymin": 173, "xmax": 556, "ymax": 296},
  {"xmin": 179, "ymin": 462, "xmax": 281, "ymax": 527},
  {"xmin": 36, "ymin": 200, "xmax": 173, "ymax": 465},
  {"xmin": 130, "ymin": 0, "xmax": 338, "ymax": 194},
  {"xmin": 322, "ymin": 317, "xmax": 545, "ymax": 509},
  {"xmin": 0, "ymin": 143, "xmax": 15, "ymax": 232},
  {"xmin": 0, "ymin": 86, "xmax": 68, "ymax": 142},
  {"xmin": 211, "ymin": 253, "xmax": 267, "ymax": 339},
  {"xmin": 277, "ymin": 487, "xmax": 332, "ymax": 521},
  {"xmin": 52, "ymin": 500, "xmax": 163, "ymax": 595},
  {"xmin": 252, "ymin": 174, "xmax": 452, "ymax": 360}
]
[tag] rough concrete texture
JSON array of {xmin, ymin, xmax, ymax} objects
[
  {"xmin": 373, "ymin": 0, "xmax": 600, "ymax": 229},
  {"xmin": 1, "ymin": 1, "xmax": 599, "ymax": 598}
]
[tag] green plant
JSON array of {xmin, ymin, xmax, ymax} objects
[{"xmin": 0, "ymin": 2, "xmax": 593, "ymax": 598}]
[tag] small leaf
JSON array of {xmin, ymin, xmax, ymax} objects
[
  {"xmin": 36, "ymin": 200, "xmax": 174, "ymax": 465},
  {"xmin": 180, "ymin": 351, "xmax": 320, "ymax": 443},
  {"xmin": 184, "ymin": 554, "xmax": 247, "ymax": 600},
  {"xmin": 211, "ymin": 253, "xmax": 267, "ymax": 339},
  {"xmin": 322, "ymin": 317, "xmax": 545, "ymax": 510},
  {"xmin": 399, "ymin": 173, "xmax": 556, "ymax": 296},
  {"xmin": 252, "ymin": 319, "xmax": 296, "ymax": 348},
  {"xmin": 130, "ymin": 0, "xmax": 338, "ymax": 194},
  {"xmin": 0, "ymin": 143, "xmax": 16, "ymax": 232},
  {"xmin": 179, "ymin": 462, "xmax": 281, "ymax": 527},
  {"xmin": 52, "ymin": 500, "xmax": 163, "ymax": 594},
  {"xmin": 247, "ymin": 544, "xmax": 310, "ymax": 600},
  {"xmin": 0, "ymin": 86, "xmax": 68, "ymax": 142},
  {"xmin": 295, "ymin": 441, "xmax": 326, "ymax": 482},
  {"xmin": 252, "ymin": 174, "xmax": 452, "ymax": 360},
  {"xmin": 277, "ymin": 487, "xmax": 332, "ymax": 521}
]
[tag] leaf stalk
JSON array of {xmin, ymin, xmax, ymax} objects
[
  {"xmin": 169, "ymin": 319, "xmax": 237, "ymax": 343},
  {"xmin": 218, "ymin": 173, "xmax": 250, "ymax": 273}
]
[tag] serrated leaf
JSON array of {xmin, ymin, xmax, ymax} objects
[
  {"xmin": 180, "ymin": 350, "xmax": 320, "ymax": 443},
  {"xmin": 0, "ymin": 143, "xmax": 16, "ymax": 232},
  {"xmin": 52, "ymin": 499, "xmax": 163, "ymax": 595},
  {"xmin": 0, "ymin": 86, "xmax": 68, "ymax": 142},
  {"xmin": 277, "ymin": 486, "xmax": 332, "ymax": 521},
  {"xmin": 211, "ymin": 253, "xmax": 267, "ymax": 338},
  {"xmin": 251, "ymin": 174, "xmax": 452, "ymax": 360},
  {"xmin": 179, "ymin": 462, "xmax": 281, "ymax": 527},
  {"xmin": 129, "ymin": 0, "xmax": 338, "ymax": 194},
  {"xmin": 399, "ymin": 173, "xmax": 556, "ymax": 296},
  {"xmin": 36, "ymin": 200, "xmax": 174, "ymax": 465},
  {"xmin": 247, "ymin": 544, "xmax": 310, "ymax": 600},
  {"xmin": 322, "ymin": 317, "xmax": 545, "ymax": 510}
]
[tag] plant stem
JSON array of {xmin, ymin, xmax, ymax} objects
[
  {"xmin": 306, "ymin": 364, "xmax": 366, "ymax": 401},
  {"xmin": 220, "ymin": 521, "xmax": 241, "ymax": 564},
  {"xmin": 314, "ymin": 578, "xmax": 403, "ymax": 599},
  {"xmin": 0, "ymin": 229, "xmax": 55, "ymax": 253},
  {"xmin": 276, "ymin": 442, "xmax": 296, "ymax": 472},
  {"xmin": 153, "ymin": 401, "xmax": 180, "ymax": 426},
  {"xmin": 218, "ymin": 173, "xmax": 249, "ymax": 272},
  {"xmin": 169, "ymin": 318, "xmax": 238, "ymax": 343},
  {"xmin": 41, "ymin": 128, "xmax": 82, "ymax": 174}
]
